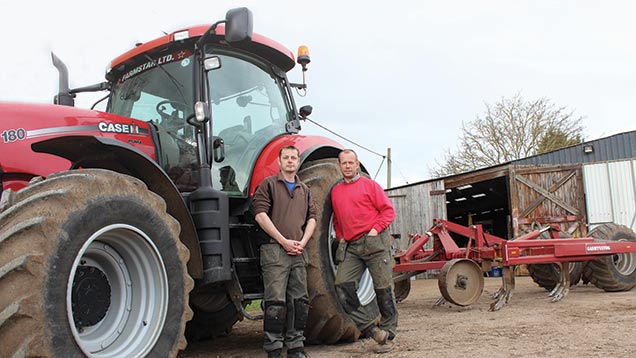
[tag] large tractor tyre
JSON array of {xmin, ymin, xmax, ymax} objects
[
  {"xmin": 527, "ymin": 262, "xmax": 584, "ymax": 291},
  {"xmin": 299, "ymin": 158, "xmax": 378, "ymax": 344},
  {"xmin": 526, "ymin": 230, "xmax": 583, "ymax": 291},
  {"xmin": 0, "ymin": 169, "xmax": 193, "ymax": 358},
  {"xmin": 583, "ymin": 223, "xmax": 636, "ymax": 292}
]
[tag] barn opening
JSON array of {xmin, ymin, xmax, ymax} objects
[{"xmin": 444, "ymin": 175, "xmax": 511, "ymax": 243}]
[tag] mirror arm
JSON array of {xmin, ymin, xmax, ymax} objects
[{"xmin": 195, "ymin": 20, "xmax": 224, "ymax": 50}]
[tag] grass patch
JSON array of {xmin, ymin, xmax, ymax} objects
[{"xmin": 245, "ymin": 299, "xmax": 262, "ymax": 311}]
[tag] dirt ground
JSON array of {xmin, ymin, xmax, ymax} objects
[{"xmin": 179, "ymin": 276, "xmax": 636, "ymax": 358}]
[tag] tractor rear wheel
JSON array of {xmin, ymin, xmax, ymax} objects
[
  {"xmin": 299, "ymin": 158, "xmax": 378, "ymax": 344},
  {"xmin": 583, "ymin": 223, "xmax": 636, "ymax": 292},
  {"xmin": 0, "ymin": 169, "xmax": 192, "ymax": 358}
]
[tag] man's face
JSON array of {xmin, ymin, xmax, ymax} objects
[
  {"xmin": 278, "ymin": 148, "xmax": 300, "ymax": 174},
  {"xmin": 338, "ymin": 152, "xmax": 360, "ymax": 180}
]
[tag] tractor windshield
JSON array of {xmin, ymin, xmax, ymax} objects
[
  {"xmin": 206, "ymin": 51, "xmax": 291, "ymax": 195},
  {"xmin": 108, "ymin": 48, "xmax": 199, "ymax": 191}
]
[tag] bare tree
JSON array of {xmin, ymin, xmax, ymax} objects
[{"xmin": 431, "ymin": 94, "xmax": 584, "ymax": 177}]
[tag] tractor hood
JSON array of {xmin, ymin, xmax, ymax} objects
[{"xmin": 0, "ymin": 102, "xmax": 156, "ymax": 180}]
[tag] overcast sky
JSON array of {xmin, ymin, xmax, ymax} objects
[{"xmin": 2, "ymin": 1, "xmax": 635, "ymax": 188}]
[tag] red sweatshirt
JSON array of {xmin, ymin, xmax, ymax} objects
[{"xmin": 331, "ymin": 176, "xmax": 396, "ymax": 242}]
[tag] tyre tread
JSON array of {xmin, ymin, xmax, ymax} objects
[{"xmin": 299, "ymin": 159, "xmax": 359, "ymax": 344}]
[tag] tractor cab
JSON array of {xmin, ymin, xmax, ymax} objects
[
  {"xmin": 108, "ymin": 47, "xmax": 294, "ymax": 195},
  {"xmin": 64, "ymin": 8, "xmax": 305, "ymax": 196}
]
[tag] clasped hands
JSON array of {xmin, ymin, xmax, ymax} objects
[{"xmin": 281, "ymin": 238, "xmax": 305, "ymax": 256}]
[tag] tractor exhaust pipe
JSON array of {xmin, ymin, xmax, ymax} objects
[{"xmin": 51, "ymin": 52, "xmax": 75, "ymax": 107}]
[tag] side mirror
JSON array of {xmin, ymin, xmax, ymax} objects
[
  {"xmin": 299, "ymin": 105, "xmax": 313, "ymax": 119},
  {"xmin": 225, "ymin": 7, "xmax": 253, "ymax": 43}
]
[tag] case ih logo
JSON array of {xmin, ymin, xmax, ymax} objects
[
  {"xmin": 98, "ymin": 122, "xmax": 140, "ymax": 134},
  {"xmin": 585, "ymin": 244, "xmax": 611, "ymax": 253}
]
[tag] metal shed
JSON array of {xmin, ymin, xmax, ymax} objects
[{"xmin": 386, "ymin": 130, "xmax": 636, "ymax": 250}]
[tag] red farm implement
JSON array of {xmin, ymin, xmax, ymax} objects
[{"xmin": 393, "ymin": 219, "xmax": 636, "ymax": 311}]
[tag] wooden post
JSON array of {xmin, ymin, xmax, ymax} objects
[{"xmin": 387, "ymin": 147, "xmax": 392, "ymax": 188}]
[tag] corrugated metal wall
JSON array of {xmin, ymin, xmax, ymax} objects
[
  {"xmin": 386, "ymin": 179, "xmax": 446, "ymax": 251},
  {"xmin": 583, "ymin": 159, "xmax": 636, "ymax": 231}
]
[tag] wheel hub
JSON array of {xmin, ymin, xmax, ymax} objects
[
  {"xmin": 72, "ymin": 265, "xmax": 111, "ymax": 328},
  {"xmin": 455, "ymin": 274, "xmax": 468, "ymax": 290}
]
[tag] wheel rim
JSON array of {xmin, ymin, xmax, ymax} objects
[
  {"xmin": 438, "ymin": 259, "xmax": 484, "ymax": 306},
  {"xmin": 552, "ymin": 262, "xmax": 582, "ymax": 276},
  {"xmin": 328, "ymin": 216, "xmax": 376, "ymax": 306},
  {"xmin": 67, "ymin": 224, "xmax": 168, "ymax": 358},
  {"xmin": 612, "ymin": 240, "xmax": 636, "ymax": 275}
]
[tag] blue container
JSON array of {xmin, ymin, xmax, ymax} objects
[{"xmin": 489, "ymin": 266, "xmax": 502, "ymax": 277}]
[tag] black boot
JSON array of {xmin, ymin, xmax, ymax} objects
[
  {"xmin": 287, "ymin": 347, "xmax": 309, "ymax": 358},
  {"xmin": 267, "ymin": 348, "xmax": 282, "ymax": 358}
]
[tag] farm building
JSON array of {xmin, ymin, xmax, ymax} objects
[{"xmin": 386, "ymin": 130, "xmax": 636, "ymax": 251}]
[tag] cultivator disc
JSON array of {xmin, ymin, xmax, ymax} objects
[{"xmin": 438, "ymin": 259, "xmax": 484, "ymax": 306}]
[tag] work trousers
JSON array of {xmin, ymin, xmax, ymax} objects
[
  {"xmin": 260, "ymin": 243, "xmax": 309, "ymax": 352},
  {"xmin": 334, "ymin": 231, "xmax": 398, "ymax": 338}
]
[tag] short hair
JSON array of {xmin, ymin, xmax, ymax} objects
[
  {"xmin": 279, "ymin": 145, "xmax": 300, "ymax": 158},
  {"xmin": 338, "ymin": 149, "xmax": 358, "ymax": 162}
]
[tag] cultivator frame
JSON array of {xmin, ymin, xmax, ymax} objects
[{"xmin": 393, "ymin": 219, "xmax": 636, "ymax": 310}]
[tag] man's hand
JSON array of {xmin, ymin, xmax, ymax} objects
[
  {"xmin": 281, "ymin": 238, "xmax": 303, "ymax": 255},
  {"xmin": 368, "ymin": 228, "xmax": 378, "ymax": 236}
]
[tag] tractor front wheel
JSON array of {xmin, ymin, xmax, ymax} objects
[{"xmin": 0, "ymin": 169, "xmax": 192, "ymax": 358}]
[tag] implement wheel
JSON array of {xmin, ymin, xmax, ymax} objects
[
  {"xmin": 584, "ymin": 223, "xmax": 636, "ymax": 292},
  {"xmin": 528, "ymin": 231, "xmax": 583, "ymax": 290},
  {"xmin": 394, "ymin": 279, "xmax": 412, "ymax": 303},
  {"xmin": 438, "ymin": 259, "xmax": 484, "ymax": 306},
  {"xmin": 528, "ymin": 262, "xmax": 584, "ymax": 291}
]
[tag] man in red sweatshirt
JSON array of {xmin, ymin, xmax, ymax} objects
[{"xmin": 331, "ymin": 149, "xmax": 397, "ymax": 353}]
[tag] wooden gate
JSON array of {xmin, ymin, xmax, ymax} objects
[{"xmin": 509, "ymin": 164, "xmax": 587, "ymax": 238}]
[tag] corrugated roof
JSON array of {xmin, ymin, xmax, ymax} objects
[
  {"xmin": 387, "ymin": 130, "xmax": 636, "ymax": 191},
  {"xmin": 514, "ymin": 130, "xmax": 636, "ymax": 165}
]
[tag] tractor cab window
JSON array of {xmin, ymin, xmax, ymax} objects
[
  {"xmin": 206, "ymin": 53, "xmax": 291, "ymax": 195},
  {"xmin": 108, "ymin": 51, "xmax": 200, "ymax": 191}
]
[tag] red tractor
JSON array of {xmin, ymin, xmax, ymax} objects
[{"xmin": 0, "ymin": 8, "xmax": 375, "ymax": 357}]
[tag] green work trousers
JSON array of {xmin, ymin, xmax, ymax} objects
[
  {"xmin": 260, "ymin": 243, "xmax": 309, "ymax": 352},
  {"xmin": 335, "ymin": 231, "xmax": 398, "ymax": 338}
]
